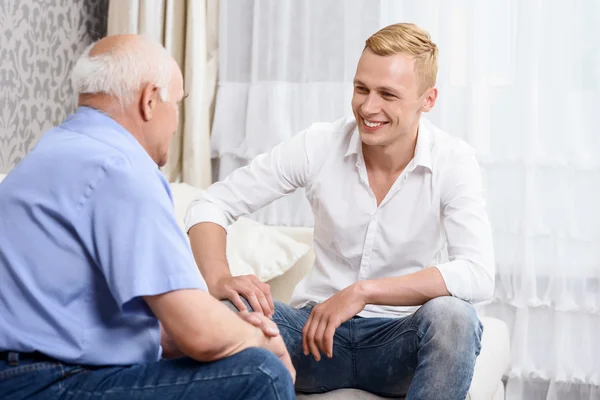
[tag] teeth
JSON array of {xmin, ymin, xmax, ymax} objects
[{"xmin": 364, "ymin": 119, "xmax": 383, "ymax": 128}]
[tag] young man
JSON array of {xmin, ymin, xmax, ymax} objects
[
  {"xmin": 186, "ymin": 23, "xmax": 495, "ymax": 400},
  {"xmin": 0, "ymin": 34, "xmax": 295, "ymax": 400}
]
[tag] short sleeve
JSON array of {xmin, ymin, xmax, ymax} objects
[{"xmin": 77, "ymin": 158, "xmax": 205, "ymax": 309}]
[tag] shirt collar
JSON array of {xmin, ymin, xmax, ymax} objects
[
  {"xmin": 411, "ymin": 121, "xmax": 432, "ymax": 171},
  {"xmin": 344, "ymin": 125, "xmax": 362, "ymax": 157},
  {"xmin": 64, "ymin": 106, "xmax": 159, "ymax": 171},
  {"xmin": 344, "ymin": 119, "xmax": 433, "ymax": 171}
]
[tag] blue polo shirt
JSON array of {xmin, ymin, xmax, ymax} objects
[{"xmin": 0, "ymin": 107, "xmax": 205, "ymax": 366}]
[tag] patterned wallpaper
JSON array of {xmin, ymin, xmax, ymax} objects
[{"xmin": 0, "ymin": 0, "xmax": 108, "ymax": 173}]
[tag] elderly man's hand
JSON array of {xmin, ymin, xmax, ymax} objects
[
  {"xmin": 239, "ymin": 311, "xmax": 295, "ymax": 383},
  {"xmin": 302, "ymin": 283, "xmax": 367, "ymax": 361},
  {"xmin": 238, "ymin": 310, "xmax": 280, "ymax": 337},
  {"xmin": 265, "ymin": 333, "xmax": 296, "ymax": 384},
  {"xmin": 211, "ymin": 274, "xmax": 275, "ymax": 317}
]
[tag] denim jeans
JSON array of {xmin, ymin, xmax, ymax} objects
[
  {"xmin": 267, "ymin": 296, "xmax": 483, "ymax": 400},
  {"xmin": 0, "ymin": 347, "xmax": 295, "ymax": 400}
]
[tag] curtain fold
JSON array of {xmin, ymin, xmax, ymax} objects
[
  {"xmin": 107, "ymin": 0, "xmax": 217, "ymax": 188},
  {"xmin": 214, "ymin": 1, "xmax": 600, "ymax": 399}
]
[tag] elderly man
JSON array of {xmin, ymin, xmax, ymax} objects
[
  {"xmin": 0, "ymin": 35, "xmax": 295, "ymax": 400},
  {"xmin": 186, "ymin": 23, "xmax": 495, "ymax": 400}
]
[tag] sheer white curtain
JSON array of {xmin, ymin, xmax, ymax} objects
[
  {"xmin": 213, "ymin": 0, "xmax": 389, "ymax": 225},
  {"xmin": 214, "ymin": 1, "xmax": 600, "ymax": 399}
]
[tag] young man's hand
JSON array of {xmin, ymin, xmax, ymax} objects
[
  {"xmin": 302, "ymin": 282, "xmax": 367, "ymax": 361},
  {"xmin": 210, "ymin": 274, "xmax": 275, "ymax": 317}
]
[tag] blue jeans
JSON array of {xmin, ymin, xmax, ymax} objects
[
  {"xmin": 0, "ymin": 347, "xmax": 295, "ymax": 400},
  {"xmin": 273, "ymin": 296, "xmax": 483, "ymax": 400}
]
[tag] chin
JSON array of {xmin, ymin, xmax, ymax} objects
[{"xmin": 359, "ymin": 130, "xmax": 386, "ymax": 147}]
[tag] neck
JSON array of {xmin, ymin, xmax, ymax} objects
[
  {"xmin": 362, "ymin": 122, "xmax": 419, "ymax": 175},
  {"xmin": 78, "ymin": 94, "xmax": 145, "ymax": 144}
]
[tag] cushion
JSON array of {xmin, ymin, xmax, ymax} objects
[
  {"xmin": 226, "ymin": 217, "xmax": 310, "ymax": 281},
  {"xmin": 169, "ymin": 182, "xmax": 310, "ymax": 282},
  {"xmin": 170, "ymin": 182, "xmax": 204, "ymax": 234}
]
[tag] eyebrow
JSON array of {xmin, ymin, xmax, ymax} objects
[{"xmin": 353, "ymin": 80, "xmax": 402, "ymax": 96}]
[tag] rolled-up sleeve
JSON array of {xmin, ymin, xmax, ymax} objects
[
  {"xmin": 185, "ymin": 128, "xmax": 319, "ymax": 232},
  {"xmin": 436, "ymin": 150, "xmax": 495, "ymax": 303}
]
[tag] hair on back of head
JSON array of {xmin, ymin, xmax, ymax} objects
[{"xmin": 71, "ymin": 39, "xmax": 173, "ymax": 108}]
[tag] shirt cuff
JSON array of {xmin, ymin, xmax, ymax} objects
[
  {"xmin": 184, "ymin": 200, "xmax": 231, "ymax": 233},
  {"xmin": 435, "ymin": 260, "xmax": 494, "ymax": 303},
  {"xmin": 435, "ymin": 260, "xmax": 474, "ymax": 302}
]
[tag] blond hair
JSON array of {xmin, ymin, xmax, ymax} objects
[{"xmin": 365, "ymin": 23, "xmax": 438, "ymax": 93}]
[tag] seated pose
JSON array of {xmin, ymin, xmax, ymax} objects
[
  {"xmin": 0, "ymin": 34, "xmax": 295, "ymax": 400},
  {"xmin": 186, "ymin": 23, "xmax": 495, "ymax": 400}
]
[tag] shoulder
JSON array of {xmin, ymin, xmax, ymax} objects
[
  {"xmin": 304, "ymin": 116, "xmax": 356, "ymax": 135},
  {"xmin": 300, "ymin": 116, "xmax": 357, "ymax": 154},
  {"xmin": 303, "ymin": 116, "xmax": 356, "ymax": 140},
  {"xmin": 81, "ymin": 153, "xmax": 170, "ymax": 212},
  {"xmin": 424, "ymin": 119, "xmax": 476, "ymax": 171}
]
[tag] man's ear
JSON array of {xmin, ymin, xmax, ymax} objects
[
  {"xmin": 139, "ymin": 84, "xmax": 159, "ymax": 122},
  {"xmin": 420, "ymin": 87, "xmax": 438, "ymax": 113}
]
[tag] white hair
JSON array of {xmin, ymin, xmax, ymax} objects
[{"xmin": 71, "ymin": 39, "xmax": 173, "ymax": 107}]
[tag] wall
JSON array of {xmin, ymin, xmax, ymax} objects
[{"xmin": 0, "ymin": 0, "xmax": 108, "ymax": 173}]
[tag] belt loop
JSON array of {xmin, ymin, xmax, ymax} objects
[{"xmin": 8, "ymin": 352, "xmax": 19, "ymax": 366}]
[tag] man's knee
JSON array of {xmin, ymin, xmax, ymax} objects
[
  {"xmin": 272, "ymin": 301, "xmax": 310, "ymax": 330},
  {"xmin": 418, "ymin": 297, "xmax": 482, "ymax": 353},
  {"xmin": 420, "ymin": 296, "xmax": 479, "ymax": 326}
]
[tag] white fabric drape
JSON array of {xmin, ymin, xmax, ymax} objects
[
  {"xmin": 107, "ymin": 0, "xmax": 218, "ymax": 188},
  {"xmin": 214, "ymin": 1, "xmax": 600, "ymax": 399}
]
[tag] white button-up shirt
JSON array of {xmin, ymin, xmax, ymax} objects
[{"xmin": 185, "ymin": 117, "xmax": 495, "ymax": 318}]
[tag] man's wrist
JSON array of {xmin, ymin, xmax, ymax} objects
[
  {"xmin": 205, "ymin": 270, "xmax": 232, "ymax": 292},
  {"xmin": 354, "ymin": 280, "xmax": 373, "ymax": 305}
]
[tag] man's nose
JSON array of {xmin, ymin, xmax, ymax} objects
[{"xmin": 361, "ymin": 93, "xmax": 381, "ymax": 115}]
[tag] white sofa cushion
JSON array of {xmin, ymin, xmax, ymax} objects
[
  {"xmin": 170, "ymin": 182, "xmax": 310, "ymax": 282},
  {"xmin": 226, "ymin": 217, "xmax": 310, "ymax": 281}
]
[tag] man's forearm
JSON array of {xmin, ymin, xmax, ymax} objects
[
  {"xmin": 185, "ymin": 300, "xmax": 266, "ymax": 362},
  {"xmin": 359, "ymin": 267, "xmax": 450, "ymax": 306},
  {"xmin": 147, "ymin": 289, "xmax": 266, "ymax": 362},
  {"xmin": 188, "ymin": 222, "xmax": 231, "ymax": 289}
]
